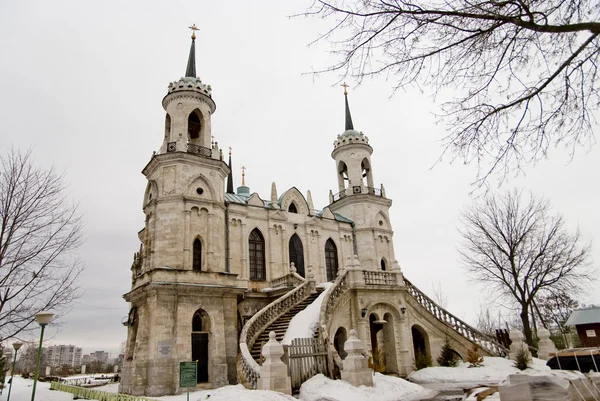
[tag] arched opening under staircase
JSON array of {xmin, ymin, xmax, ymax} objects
[
  {"xmin": 333, "ymin": 326, "xmax": 348, "ymax": 360},
  {"xmin": 411, "ymin": 324, "xmax": 430, "ymax": 363}
]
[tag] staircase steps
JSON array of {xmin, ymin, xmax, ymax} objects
[{"xmin": 250, "ymin": 287, "xmax": 323, "ymax": 363}]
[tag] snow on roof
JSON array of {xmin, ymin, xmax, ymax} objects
[{"xmin": 565, "ymin": 307, "xmax": 600, "ymax": 326}]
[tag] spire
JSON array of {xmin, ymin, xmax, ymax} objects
[
  {"xmin": 342, "ymin": 82, "xmax": 354, "ymax": 131},
  {"xmin": 241, "ymin": 166, "xmax": 246, "ymax": 186},
  {"xmin": 185, "ymin": 24, "xmax": 199, "ymax": 78},
  {"xmin": 227, "ymin": 147, "xmax": 234, "ymax": 194}
]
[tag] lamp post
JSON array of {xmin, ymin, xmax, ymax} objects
[
  {"xmin": 6, "ymin": 342, "xmax": 22, "ymax": 401},
  {"xmin": 31, "ymin": 312, "xmax": 53, "ymax": 401}
]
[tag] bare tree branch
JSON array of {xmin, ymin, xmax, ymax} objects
[
  {"xmin": 0, "ymin": 148, "xmax": 84, "ymax": 342},
  {"xmin": 301, "ymin": 0, "xmax": 600, "ymax": 187}
]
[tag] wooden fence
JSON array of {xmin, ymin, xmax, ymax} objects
[
  {"xmin": 287, "ymin": 337, "xmax": 328, "ymax": 391},
  {"xmin": 50, "ymin": 382, "xmax": 158, "ymax": 401}
]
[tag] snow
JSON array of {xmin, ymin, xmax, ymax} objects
[
  {"xmin": 408, "ymin": 356, "xmax": 550, "ymax": 389},
  {"xmin": 299, "ymin": 373, "xmax": 436, "ymax": 401},
  {"xmin": 281, "ymin": 282, "xmax": 333, "ymax": 345}
]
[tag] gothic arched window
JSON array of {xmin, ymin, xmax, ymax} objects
[
  {"xmin": 325, "ymin": 239, "xmax": 338, "ymax": 281},
  {"xmin": 193, "ymin": 238, "xmax": 202, "ymax": 271},
  {"xmin": 249, "ymin": 229, "xmax": 266, "ymax": 280},
  {"xmin": 289, "ymin": 234, "xmax": 305, "ymax": 277},
  {"xmin": 288, "ymin": 202, "xmax": 298, "ymax": 213},
  {"xmin": 381, "ymin": 258, "xmax": 387, "ymax": 271}
]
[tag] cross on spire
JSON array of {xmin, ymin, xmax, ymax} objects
[
  {"xmin": 341, "ymin": 82, "xmax": 350, "ymax": 95},
  {"xmin": 241, "ymin": 166, "xmax": 247, "ymax": 186},
  {"xmin": 189, "ymin": 24, "xmax": 199, "ymax": 40}
]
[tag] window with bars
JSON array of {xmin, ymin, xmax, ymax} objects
[{"xmin": 249, "ymin": 229, "xmax": 266, "ymax": 280}]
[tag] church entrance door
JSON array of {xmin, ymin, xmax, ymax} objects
[
  {"xmin": 289, "ymin": 234, "xmax": 305, "ymax": 277},
  {"xmin": 191, "ymin": 332, "xmax": 209, "ymax": 383}
]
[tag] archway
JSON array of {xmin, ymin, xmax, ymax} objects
[
  {"xmin": 369, "ymin": 313, "xmax": 386, "ymax": 371},
  {"xmin": 333, "ymin": 327, "xmax": 348, "ymax": 360},
  {"xmin": 411, "ymin": 325, "xmax": 430, "ymax": 362},
  {"xmin": 191, "ymin": 309, "xmax": 210, "ymax": 383},
  {"xmin": 188, "ymin": 109, "xmax": 202, "ymax": 142},
  {"xmin": 289, "ymin": 234, "xmax": 305, "ymax": 277}
]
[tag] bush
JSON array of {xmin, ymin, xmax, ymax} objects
[
  {"xmin": 414, "ymin": 349, "xmax": 432, "ymax": 370},
  {"xmin": 514, "ymin": 345, "xmax": 531, "ymax": 370},
  {"xmin": 437, "ymin": 337, "xmax": 459, "ymax": 367},
  {"xmin": 367, "ymin": 348, "xmax": 385, "ymax": 373},
  {"xmin": 466, "ymin": 344, "xmax": 484, "ymax": 367}
]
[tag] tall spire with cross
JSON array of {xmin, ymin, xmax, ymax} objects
[
  {"xmin": 342, "ymin": 82, "xmax": 354, "ymax": 131},
  {"xmin": 227, "ymin": 147, "xmax": 234, "ymax": 194},
  {"xmin": 185, "ymin": 24, "xmax": 199, "ymax": 78}
]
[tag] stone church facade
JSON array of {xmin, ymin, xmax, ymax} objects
[{"xmin": 120, "ymin": 32, "xmax": 507, "ymax": 397}]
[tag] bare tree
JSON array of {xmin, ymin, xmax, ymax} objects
[
  {"xmin": 303, "ymin": 1, "xmax": 600, "ymax": 185},
  {"xmin": 431, "ymin": 281, "xmax": 448, "ymax": 308},
  {"xmin": 0, "ymin": 149, "xmax": 83, "ymax": 342},
  {"xmin": 459, "ymin": 189, "xmax": 593, "ymax": 346}
]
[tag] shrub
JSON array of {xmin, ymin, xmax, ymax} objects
[
  {"xmin": 437, "ymin": 337, "xmax": 459, "ymax": 367},
  {"xmin": 466, "ymin": 344, "xmax": 484, "ymax": 367},
  {"xmin": 514, "ymin": 345, "xmax": 531, "ymax": 371},
  {"xmin": 414, "ymin": 349, "xmax": 432, "ymax": 370}
]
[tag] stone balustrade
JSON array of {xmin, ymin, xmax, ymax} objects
[
  {"xmin": 270, "ymin": 272, "xmax": 305, "ymax": 289},
  {"xmin": 239, "ymin": 279, "xmax": 315, "ymax": 388}
]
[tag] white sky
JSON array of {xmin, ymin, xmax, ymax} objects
[{"xmin": 0, "ymin": 1, "xmax": 598, "ymax": 356}]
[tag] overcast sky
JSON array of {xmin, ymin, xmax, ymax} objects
[{"xmin": 0, "ymin": 1, "xmax": 598, "ymax": 356}]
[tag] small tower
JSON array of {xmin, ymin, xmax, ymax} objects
[{"xmin": 329, "ymin": 84, "xmax": 397, "ymax": 271}]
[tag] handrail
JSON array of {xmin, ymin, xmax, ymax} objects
[
  {"xmin": 403, "ymin": 277, "xmax": 509, "ymax": 356},
  {"xmin": 332, "ymin": 186, "xmax": 384, "ymax": 202},
  {"xmin": 239, "ymin": 279, "xmax": 314, "ymax": 388},
  {"xmin": 317, "ymin": 269, "xmax": 351, "ymax": 376}
]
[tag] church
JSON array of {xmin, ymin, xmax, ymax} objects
[{"xmin": 120, "ymin": 28, "xmax": 507, "ymax": 397}]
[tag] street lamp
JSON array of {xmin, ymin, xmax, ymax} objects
[
  {"xmin": 31, "ymin": 312, "xmax": 54, "ymax": 401},
  {"xmin": 6, "ymin": 342, "xmax": 22, "ymax": 401}
]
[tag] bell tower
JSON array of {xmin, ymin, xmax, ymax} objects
[{"xmin": 329, "ymin": 85, "xmax": 400, "ymax": 271}]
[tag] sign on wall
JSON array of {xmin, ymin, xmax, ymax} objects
[
  {"xmin": 158, "ymin": 341, "xmax": 173, "ymax": 358},
  {"xmin": 586, "ymin": 329, "xmax": 597, "ymax": 338}
]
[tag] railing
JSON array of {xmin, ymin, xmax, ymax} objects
[
  {"xmin": 165, "ymin": 142, "xmax": 212, "ymax": 158},
  {"xmin": 50, "ymin": 382, "xmax": 158, "ymax": 401},
  {"xmin": 363, "ymin": 271, "xmax": 398, "ymax": 285},
  {"xmin": 270, "ymin": 272, "xmax": 305, "ymax": 289},
  {"xmin": 239, "ymin": 279, "xmax": 315, "ymax": 388},
  {"xmin": 331, "ymin": 186, "xmax": 384, "ymax": 202},
  {"xmin": 403, "ymin": 277, "xmax": 509, "ymax": 356},
  {"xmin": 318, "ymin": 268, "xmax": 351, "ymax": 376}
]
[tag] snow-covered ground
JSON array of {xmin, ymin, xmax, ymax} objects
[
  {"xmin": 282, "ymin": 282, "xmax": 332, "ymax": 345},
  {"xmin": 408, "ymin": 356, "xmax": 550, "ymax": 389}
]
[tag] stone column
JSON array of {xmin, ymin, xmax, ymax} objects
[
  {"xmin": 341, "ymin": 329, "xmax": 373, "ymax": 387},
  {"xmin": 240, "ymin": 222, "xmax": 247, "ymax": 279},
  {"xmin": 183, "ymin": 210, "xmax": 191, "ymax": 269},
  {"xmin": 509, "ymin": 329, "xmax": 532, "ymax": 361},
  {"xmin": 537, "ymin": 328, "xmax": 557, "ymax": 360},
  {"xmin": 258, "ymin": 332, "xmax": 292, "ymax": 395}
]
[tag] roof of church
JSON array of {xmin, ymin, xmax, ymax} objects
[{"xmin": 224, "ymin": 192, "xmax": 353, "ymax": 223}]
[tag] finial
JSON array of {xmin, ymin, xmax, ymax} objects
[
  {"xmin": 229, "ymin": 146, "xmax": 232, "ymax": 156},
  {"xmin": 241, "ymin": 166, "xmax": 246, "ymax": 186},
  {"xmin": 342, "ymin": 82, "xmax": 350, "ymax": 95},
  {"xmin": 189, "ymin": 24, "xmax": 199, "ymax": 40},
  {"xmin": 211, "ymin": 135, "xmax": 215, "ymax": 146}
]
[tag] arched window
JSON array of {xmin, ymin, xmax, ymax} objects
[
  {"xmin": 337, "ymin": 161, "xmax": 349, "ymax": 191},
  {"xmin": 325, "ymin": 239, "xmax": 338, "ymax": 281},
  {"xmin": 289, "ymin": 234, "xmax": 305, "ymax": 277},
  {"xmin": 288, "ymin": 202, "xmax": 298, "ymax": 213},
  {"xmin": 192, "ymin": 311, "xmax": 203, "ymax": 332},
  {"xmin": 193, "ymin": 238, "xmax": 202, "ymax": 271},
  {"xmin": 381, "ymin": 258, "xmax": 386, "ymax": 271},
  {"xmin": 249, "ymin": 229, "xmax": 266, "ymax": 280},
  {"xmin": 188, "ymin": 109, "xmax": 202, "ymax": 140},
  {"xmin": 164, "ymin": 114, "xmax": 171, "ymax": 140}
]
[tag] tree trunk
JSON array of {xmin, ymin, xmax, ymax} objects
[{"xmin": 520, "ymin": 307, "xmax": 535, "ymax": 347}]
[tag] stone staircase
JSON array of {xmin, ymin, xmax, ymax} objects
[{"xmin": 250, "ymin": 287, "xmax": 324, "ymax": 363}]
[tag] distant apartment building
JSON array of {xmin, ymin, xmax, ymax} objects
[
  {"xmin": 46, "ymin": 345, "xmax": 82, "ymax": 367},
  {"xmin": 91, "ymin": 350, "xmax": 109, "ymax": 364}
]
